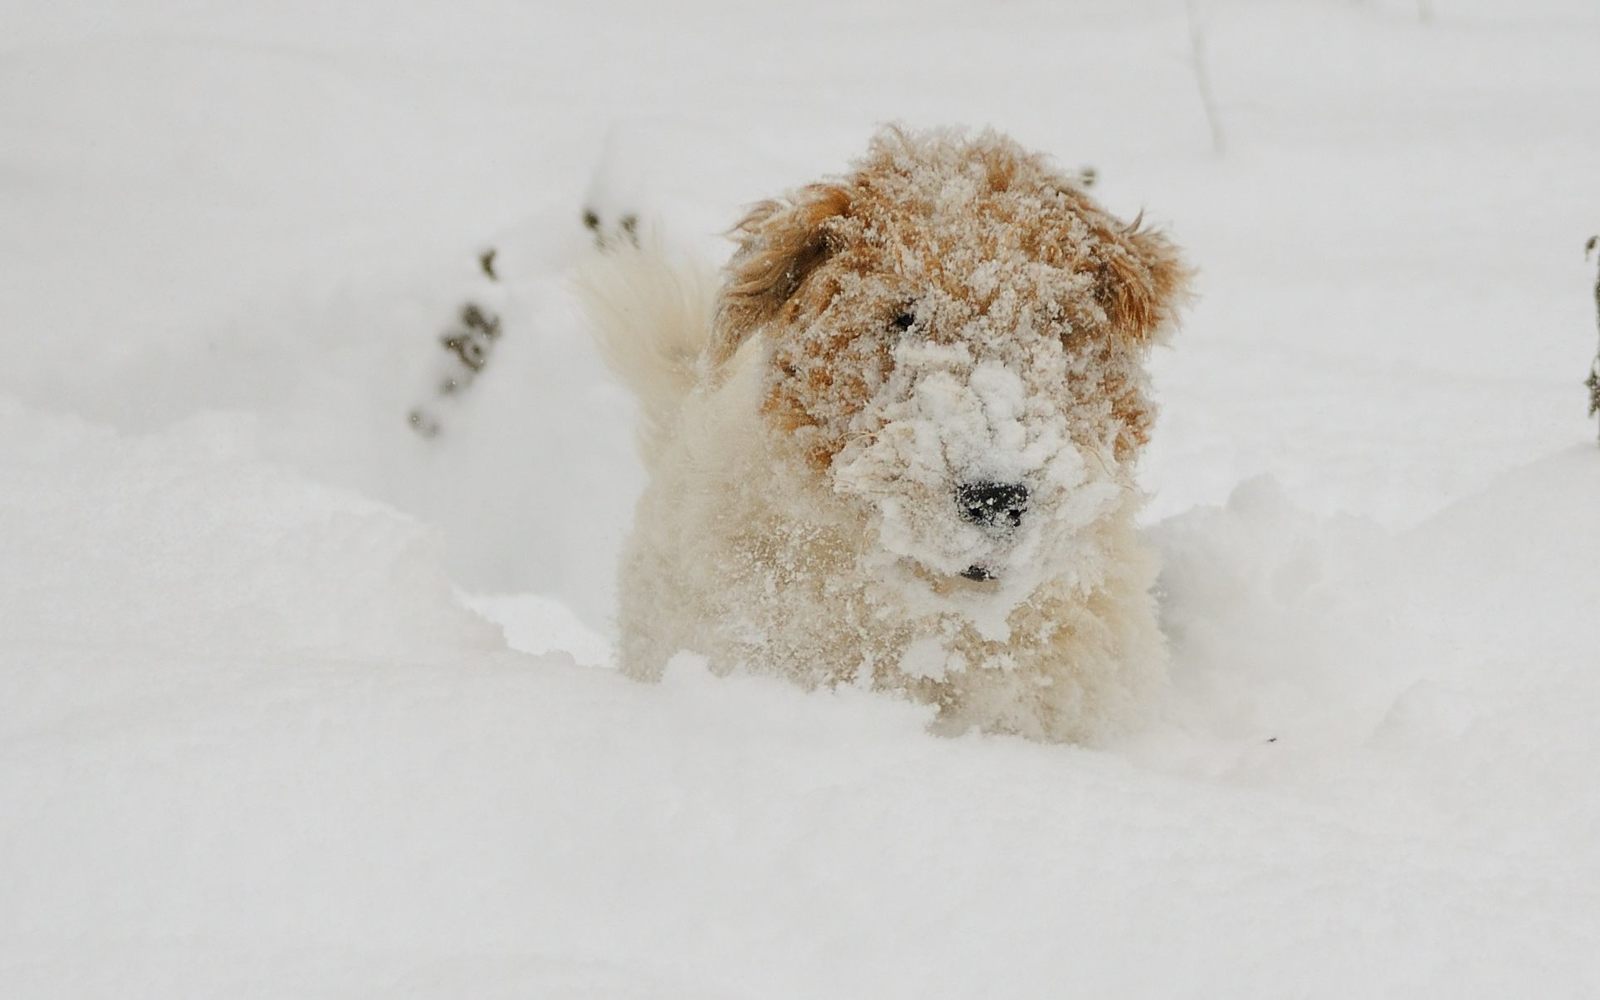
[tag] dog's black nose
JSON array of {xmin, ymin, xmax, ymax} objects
[{"xmin": 955, "ymin": 481, "xmax": 1029, "ymax": 529}]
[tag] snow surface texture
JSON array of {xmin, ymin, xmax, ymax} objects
[{"xmin": 3, "ymin": 0, "xmax": 1599, "ymax": 996}]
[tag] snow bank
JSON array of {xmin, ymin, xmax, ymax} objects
[
  {"xmin": 3, "ymin": 393, "xmax": 1597, "ymax": 997},
  {"xmin": 4, "ymin": 0, "xmax": 1600, "ymax": 994}
]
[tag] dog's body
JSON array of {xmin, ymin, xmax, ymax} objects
[{"xmin": 580, "ymin": 128, "xmax": 1187, "ymax": 742}]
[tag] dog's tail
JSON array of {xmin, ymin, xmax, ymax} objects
[{"xmin": 574, "ymin": 241, "xmax": 719, "ymax": 460}]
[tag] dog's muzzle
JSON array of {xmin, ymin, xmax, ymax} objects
[{"xmin": 953, "ymin": 480, "xmax": 1028, "ymax": 583}]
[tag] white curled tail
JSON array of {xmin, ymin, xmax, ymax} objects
[{"xmin": 574, "ymin": 242, "xmax": 720, "ymax": 462}]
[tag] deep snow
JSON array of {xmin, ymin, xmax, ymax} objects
[{"xmin": 3, "ymin": 0, "xmax": 1600, "ymax": 996}]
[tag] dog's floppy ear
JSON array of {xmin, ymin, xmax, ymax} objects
[
  {"xmin": 712, "ymin": 183, "xmax": 853, "ymax": 367},
  {"xmin": 1092, "ymin": 216, "xmax": 1190, "ymax": 343}
]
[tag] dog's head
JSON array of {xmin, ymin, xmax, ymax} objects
[{"xmin": 715, "ymin": 127, "xmax": 1187, "ymax": 599}]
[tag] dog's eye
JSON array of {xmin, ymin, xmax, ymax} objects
[{"xmin": 891, "ymin": 311, "xmax": 916, "ymax": 332}]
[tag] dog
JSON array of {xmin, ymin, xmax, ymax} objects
[{"xmin": 578, "ymin": 126, "xmax": 1188, "ymax": 742}]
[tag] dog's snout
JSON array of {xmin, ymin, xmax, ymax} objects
[{"xmin": 955, "ymin": 481, "xmax": 1029, "ymax": 529}]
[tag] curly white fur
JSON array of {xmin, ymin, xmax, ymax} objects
[{"xmin": 578, "ymin": 127, "xmax": 1186, "ymax": 743}]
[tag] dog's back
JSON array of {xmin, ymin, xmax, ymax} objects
[{"xmin": 574, "ymin": 243, "xmax": 719, "ymax": 462}]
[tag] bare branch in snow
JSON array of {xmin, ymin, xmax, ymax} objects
[{"xmin": 1586, "ymin": 236, "xmax": 1600, "ymax": 437}]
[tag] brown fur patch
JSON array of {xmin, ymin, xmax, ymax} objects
[
  {"xmin": 713, "ymin": 184, "xmax": 853, "ymax": 367},
  {"xmin": 1090, "ymin": 216, "xmax": 1190, "ymax": 343}
]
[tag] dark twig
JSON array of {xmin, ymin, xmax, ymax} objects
[{"xmin": 1585, "ymin": 237, "xmax": 1600, "ymax": 434}]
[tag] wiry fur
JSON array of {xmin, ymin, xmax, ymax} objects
[
  {"xmin": 576, "ymin": 246, "xmax": 719, "ymax": 460},
  {"xmin": 578, "ymin": 127, "xmax": 1189, "ymax": 743}
]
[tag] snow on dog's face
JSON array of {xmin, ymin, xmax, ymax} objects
[{"xmin": 714, "ymin": 128, "xmax": 1187, "ymax": 603}]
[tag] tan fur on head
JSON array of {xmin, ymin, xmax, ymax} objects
[
  {"xmin": 720, "ymin": 129, "xmax": 1188, "ymax": 356},
  {"xmin": 1093, "ymin": 215, "xmax": 1189, "ymax": 343},
  {"xmin": 718, "ymin": 126, "xmax": 1190, "ymax": 470},
  {"xmin": 580, "ymin": 125, "xmax": 1191, "ymax": 744}
]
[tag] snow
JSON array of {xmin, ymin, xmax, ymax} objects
[{"xmin": 3, "ymin": 0, "xmax": 1600, "ymax": 995}]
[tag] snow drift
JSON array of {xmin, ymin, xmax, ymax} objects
[{"xmin": 4, "ymin": 0, "xmax": 1600, "ymax": 995}]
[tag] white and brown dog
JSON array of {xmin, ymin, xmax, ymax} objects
[{"xmin": 579, "ymin": 126, "xmax": 1188, "ymax": 742}]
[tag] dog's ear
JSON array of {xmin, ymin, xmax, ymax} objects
[
  {"xmin": 1092, "ymin": 216, "xmax": 1190, "ymax": 343},
  {"xmin": 712, "ymin": 183, "xmax": 853, "ymax": 367}
]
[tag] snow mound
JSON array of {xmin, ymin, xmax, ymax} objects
[
  {"xmin": 0, "ymin": 401, "xmax": 499, "ymax": 665},
  {"xmin": 1152, "ymin": 476, "xmax": 1402, "ymax": 757},
  {"xmin": 3, "ymin": 390, "xmax": 1597, "ymax": 996}
]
